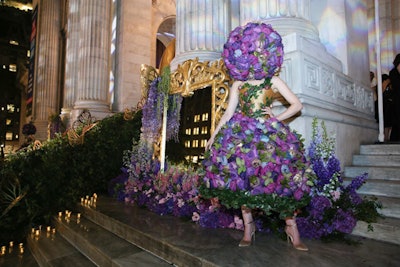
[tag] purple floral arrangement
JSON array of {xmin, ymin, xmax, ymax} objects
[
  {"xmin": 222, "ymin": 22, "xmax": 284, "ymax": 81},
  {"xmin": 142, "ymin": 77, "xmax": 163, "ymax": 142},
  {"xmin": 109, "ymin": 140, "xmax": 246, "ymax": 230},
  {"xmin": 141, "ymin": 68, "xmax": 182, "ymax": 143},
  {"xmin": 296, "ymin": 119, "xmax": 376, "ymax": 239}
]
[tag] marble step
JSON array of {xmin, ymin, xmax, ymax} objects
[
  {"xmin": 344, "ymin": 166, "xmax": 400, "ymax": 181},
  {"xmin": 0, "ymin": 242, "xmax": 39, "ymax": 267},
  {"xmin": 27, "ymin": 228, "xmax": 96, "ymax": 267},
  {"xmin": 375, "ymin": 196, "xmax": 400, "ymax": 219},
  {"xmin": 343, "ymin": 178, "xmax": 400, "ymax": 199},
  {"xmin": 360, "ymin": 144, "xmax": 400, "ymax": 155},
  {"xmin": 54, "ymin": 213, "xmax": 171, "ymax": 267},
  {"xmin": 352, "ymin": 154, "xmax": 400, "ymax": 167},
  {"xmin": 353, "ymin": 179, "xmax": 400, "ymax": 199},
  {"xmin": 78, "ymin": 201, "xmax": 220, "ymax": 267},
  {"xmin": 352, "ymin": 217, "xmax": 400, "ymax": 246}
]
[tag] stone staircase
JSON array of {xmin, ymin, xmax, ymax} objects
[
  {"xmin": 6, "ymin": 195, "xmax": 399, "ymax": 267},
  {"xmin": 344, "ymin": 144, "xmax": 400, "ymax": 245}
]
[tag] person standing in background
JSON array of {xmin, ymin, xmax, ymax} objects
[
  {"xmin": 381, "ymin": 74, "xmax": 393, "ymax": 141},
  {"xmin": 389, "ymin": 54, "xmax": 400, "ymax": 141}
]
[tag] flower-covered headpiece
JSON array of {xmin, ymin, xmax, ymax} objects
[{"xmin": 222, "ymin": 22, "xmax": 284, "ymax": 81}]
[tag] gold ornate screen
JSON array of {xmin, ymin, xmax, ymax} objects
[{"xmin": 169, "ymin": 57, "xmax": 232, "ymax": 133}]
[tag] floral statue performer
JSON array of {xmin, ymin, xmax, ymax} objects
[{"xmin": 201, "ymin": 22, "xmax": 314, "ymax": 250}]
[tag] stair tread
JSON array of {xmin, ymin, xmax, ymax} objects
[
  {"xmin": 344, "ymin": 166, "xmax": 400, "ymax": 181},
  {"xmin": 0, "ymin": 244, "xmax": 39, "ymax": 267},
  {"xmin": 55, "ymin": 214, "xmax": 171, "ymax": 266},
  {"xmin": 360, "ymin": 144, "xmax": 400, "ymax": 155},
  {"xmin": 353, "ymin": 218, "xmax": 400, "ymax": 246},
  {"xmin": 352, "ymin": 154, "xmax": 400, "ymax": 167},
  {"xmin": 27, "ymin": 230, "xmax": 96, "ymax": 267}
]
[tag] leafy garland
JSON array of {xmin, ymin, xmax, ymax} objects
[{"xmin": 240, "ymin": 78, "xmax": 273, "ymax": 118}]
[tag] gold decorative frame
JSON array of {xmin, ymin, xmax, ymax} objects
[{"xmin": 170, "ymin": 57, "xmax": 232, "ymax": 133}]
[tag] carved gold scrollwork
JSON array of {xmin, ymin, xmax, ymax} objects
[
  {"xmin": 170, "ymin": 57, "xmax": 232, "ymax": 132},
  {"xmin": 67, "ymin": 110, "xmax": 97, "ymax": 145},
  {"xmin": 140, "ymin": 64, "xmax": 159, "ymax": 98}
]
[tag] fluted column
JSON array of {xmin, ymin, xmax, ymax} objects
[
  {"xmin": 33, "ymin": 0, "xmax": 61, "ymax": 140},
  {"xmin": 171, "ymin": 0, "xmax": 231, "ymax": 70},
  {"xmin": 73, "ymin": 0, "xmax": 112, "ymax": 120},
  {"xmin": 239, "ymin": 0, "xmax": 319, "ymax": 41},
  {"xmin": 395, "ymin": 1, "xmax": 400, "ymax": 52},
  {"xmin": 61, "ymin": 0, "xmax": 80, "ymax": 125}
]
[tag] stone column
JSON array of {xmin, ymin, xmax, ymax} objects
[
  {"xmin": 72, "ymin": 0, "xmax": 112, "ymax": 121},
  {"xmin": 171, "ymin": 0, "xmax": 232, "ymax": 70},
  {"xmin": 33, "ymin": 0, "xmax": 61, "ymax": 140},
  {"xmin": 394, "ymin": 1, "xmax": 400, "ymax": 53},
  {"xmin": 239, "ymin": 0, "xmax": 319, "ymax": 41},
  {"xmin": 61, "ymin": 0, "xmax": 79, "ymax": 126}
]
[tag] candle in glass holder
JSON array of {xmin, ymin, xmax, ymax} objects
[
  {"xmin": 77, "ymin": 213, "xmax": 81, "ymax": 219},
  {"xmin": 9, "ymin": 241, "xmax": 13, "ymax": 248},
  {"xmin": 19, "ymin": 246, "xmax": 24, "ymax": 254},
  {"xmin": 31, "ymin": 228, "xmax": 35, "ymax": 234},
  {"xmin": 1, "ymin": 246, "xmax": 5, "ymax": 255},
  {"xmin": 58, "ymin": 211, "xmax": 62, "ymax": 218},
  {"xmin": 35, "ymin": 230, "xmax": 40, "ymax": 237},
  {"xmin": 47, "ymin": 226, "xmax": 51, "ymax": 232},
  {"xmin": 52, "ymin": 228, "xmax": 56, "ymax": 234}
]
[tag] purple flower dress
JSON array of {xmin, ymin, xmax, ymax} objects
[{"xmin": 201, "ymin": 79, "xmax": 313, "ymax": 218}]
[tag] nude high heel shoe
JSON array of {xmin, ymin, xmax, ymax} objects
[
  {"xmin": 239, "ymin": 206, "xmax": 255, "ymax": 247},
  {"xmin": 285, "ymin": 223, "xmax": 308, "ymax": 251},
  {"xmin": 239, "ymin": 221, "xmax": 256, "ymax": 247}
]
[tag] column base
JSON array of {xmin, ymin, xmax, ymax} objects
[{"xmin": 60, "ymin": 108, "xmax": 72, "ymax": 129}]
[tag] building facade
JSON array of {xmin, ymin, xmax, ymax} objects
[{"xmin": 25, "ymin": 0, "xmax": 399, "ymax": 166}]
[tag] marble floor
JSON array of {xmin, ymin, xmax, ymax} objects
[{"xmin": 2, "ymin": 196, "xmax": 400, "ymax": 267}]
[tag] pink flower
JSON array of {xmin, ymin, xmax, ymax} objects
[
  {"xmin": 192, "ymin": 212, "xmax": 200, "ymax": 222},
  {"xmin": 331, "ymin": 190, "xmax": 341, "ymax": 201}
]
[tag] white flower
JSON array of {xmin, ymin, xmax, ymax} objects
[{"xmin": 293, "ymin": 173, "xmax": 302, "ymax": 184}]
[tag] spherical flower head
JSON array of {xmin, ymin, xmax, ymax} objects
[{"xmin": 222, "ymin": 22, "xmax": 284, "ymax": 81}]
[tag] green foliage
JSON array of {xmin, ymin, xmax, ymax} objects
[
  {"xmin": 354, "ymin": 196, "xmax": 383, "ymax": 227},
  {"xmin": 0, "ymin": 111, "xmax": 142, "ymax": 243},
  {"xmin": 199, "ymin": 185, "xmax": 310, "ymax": 219}
]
